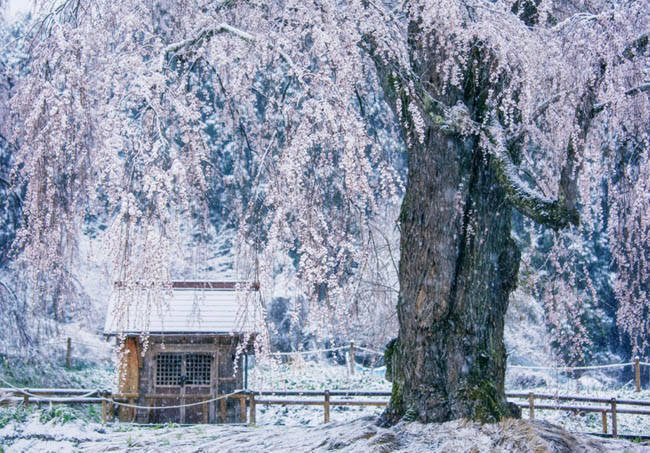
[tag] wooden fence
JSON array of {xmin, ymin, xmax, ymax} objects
[
  {"xmin": 0, "ymin": 337, "xmax": 112, "ymax": 370},
  {"xmin": 507, "ymin": 391, "xmax": 650, "ymax": 437},
  {"xmin": 249, "ymin": 390, "xmax": 650, "ymax": 438},
  {"xmin": 2, "ymin": 387, "xmax": 649, "ymax": 439}
]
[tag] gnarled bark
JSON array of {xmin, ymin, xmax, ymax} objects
[{"xmin": 380, "ymin": 109, "xmax": 521, "ymax": 423}]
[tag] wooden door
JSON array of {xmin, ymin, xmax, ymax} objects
[
  {"xmin": 152, "ymin": 350, "xmax": 214, "ymax": 423},
  {"xmin": 182, "ymin": 353, "xmax": 213, "ymax": 423}
]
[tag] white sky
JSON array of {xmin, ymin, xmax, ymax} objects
[{"xmin": 7, "ymin": 0, "xmax": 32, "ymax": 21}]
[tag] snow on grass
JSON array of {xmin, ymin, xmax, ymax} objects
[
  {"xmin": 64, "ymin": 364, "xmax": 114, "ymax": 390},
  {"xmin": 511, "ymin": 384, "xmax": 650, "ymax": 436},
  {"xmin": 0, "ymin": 412, "xmax": 104, "ymax": 453},
  {"xmin": 249, "ymin": 357, "xmax": 390, "ymax": 426},
  {"xmin": 249, "ymin": 355, "xmax": 389, "ymax": 392},
  {"xmin": 1, "ymin": 414, "xmax": 649, "ymax": 452}
]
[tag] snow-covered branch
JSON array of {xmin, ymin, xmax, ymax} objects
[
  {"xmin": 591, "ymin": 82, "xmax": 650, "ymax": 116},
  {"xmin": 159, "ymin": 23, "xmax": 302, "ymax": 83},
  {"xmin": 485, "ymin": 113, "xmax": 579, "ymax": 230}
]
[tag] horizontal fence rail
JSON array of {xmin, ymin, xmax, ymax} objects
[
  {"xmin": 0, "ymin": 388, "xmax": 103, "ymax": 396},
  {"xmin": 2, "ymin": 385, "xmax": 650, "ymax": 439}
]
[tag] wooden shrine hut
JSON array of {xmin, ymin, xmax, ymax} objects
[{"xmin": 104, "ymin": 281, "xmax": 258, "ymax": 424}]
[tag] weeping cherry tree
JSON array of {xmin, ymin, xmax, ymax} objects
[{"xmin": 7, "ymin": 0, "xmax": 649, "ymax": 424}]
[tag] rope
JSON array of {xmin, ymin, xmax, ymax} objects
[
  {"xmin": 510, "ymin": 362, "xmax": 635, "ymax": 371},
  {"xmin": 354, "ymin": 346, "xmax": 384, "ymax": 355},
  {"xmin": 106, "ymin": 390, "xmax": 245, "ymax": 410},
  {"xmin": 0, "ymin": 376, "xmax": 101, "ymax": 401},
  {"xmin": 640, "ymin": 362, "xmax": 650, "ymax": 367},
  {"xmin": 270, "ymin": 347, "xmax": 345, "ymax": 356},
  {"xmin": 270, "ymin": 345, "xmax": 385, "ymax": 356}
]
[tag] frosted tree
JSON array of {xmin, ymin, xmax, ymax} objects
[{"xmin": 8, "ymin": 0, "xmax": 649, "ymax": 424}]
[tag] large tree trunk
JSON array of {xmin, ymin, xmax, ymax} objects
[
  {"xmin": 383, "ymin": 122, "xmax": 521, "ymax": 423},
  {"xmin": 366, "ymin": 8, "xmax": 574, "ymax": 423},
  {"xmin": 372, "ymin": 26, "xmax": 526, "ymax": 417}
]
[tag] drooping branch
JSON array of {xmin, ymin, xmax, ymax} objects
[
  {"xmin": 507, "ymin": 91, "xmax": 565, "ymax": 146},
  {"xmin": 507, "ymin": 80, "xmax": 649, "ymax": 146},
  {"xmin": 0, "ymin": 174, "xmax": 23, "ymax": 204}
]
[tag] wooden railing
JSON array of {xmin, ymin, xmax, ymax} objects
[
  {"xmin": 251, "ymin": 390, "xmax": 391, "ymax": 424},
  {"xmin": 249, "ymin": 390, "xmax": 650, "ymax": 438},
  {"xmin": 507, "ymin": 392, "xmax": 650, "ymax": 437},
  {"xmin": 2, "ymin": 387, "xmax": 650, "ymax": 438},
  {"xmin": 0, "ymin": 388, "xmax": 105, "ymax": 404}
]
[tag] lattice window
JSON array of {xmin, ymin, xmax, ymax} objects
[
  {"xmin": 156, "ymin": 353, "xmax": 182, "ymax": 386},
  {"xmin": 155, "ymin": 352, "xmax": 212, "ymax": 387},
  {"xmin": 186, "ymin": 353, "xmax": 212, "ymax": 385}
]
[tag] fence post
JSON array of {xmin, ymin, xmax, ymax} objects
[
  {"xmin": 66, "ymin": 338, "xmax": 71, "ymax": 370},
  {"xmin": 240, "ymin": 395, "xmax": 247, "ymax": 423},
  {"xmin": 635, "ymin": 356, "xmax": 641, "ymax": 392},
  {"xmin": 324, "ymin": 390, "xmax": 330, "ymax": 423},
  {"xmin": 22, "ymin": 393, "xmax": 28, "ymax": 407},
  {"xmin": 528, "ymin": 393, "xmax": 534, "ymax": 420},
  {"xmin": 101, "ymin": 400, "xmax": 107, "ymax": 424},
  {"xmin": 349, "ymin": 342, "xmax": 355, "ymax": 375},
  {"xmin": 220, "ymin": 397, "xmax": 227, "ymax": 423},
  {"xmin": 610, "ymin": 398, "xmax": 617, "ymax": 438},
  {"xmin": 249, "ymin": 392, "xmax": 256, "ymax": 425},
  {"xmin": 601, "ymin": 410, "xmax": 608, "ymax": 434}
]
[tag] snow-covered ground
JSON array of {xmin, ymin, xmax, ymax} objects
[{"xmin": 2, "ymin": 412, "xmax": 649, "ymax": 452}]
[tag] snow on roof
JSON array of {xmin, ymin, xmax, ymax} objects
[{"xmin": 104, "ymin": 282, "xmax": 260, "ymax": 335}]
